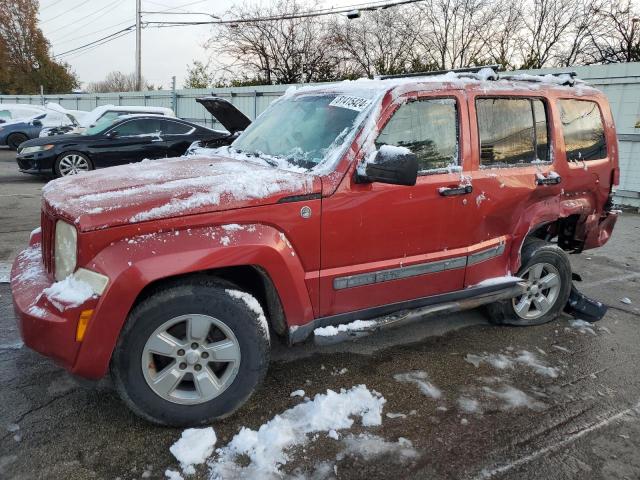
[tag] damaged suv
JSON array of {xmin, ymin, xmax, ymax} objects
[{"xmin": 11, "ymin": 68, "xmax": 619, "ymax": 426}]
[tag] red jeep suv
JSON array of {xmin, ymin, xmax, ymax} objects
[{"xmin": 11, "ymin": 68, "xmax": 619, "ymax": 426}]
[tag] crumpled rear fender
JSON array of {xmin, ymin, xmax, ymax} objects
[
  {"xmin": 73, "ymin": 224, "xmax": 314, "ymax": 378},
  {"xmin": 507, "ymin": 195, "xmax": 596, "ymax": 273}
]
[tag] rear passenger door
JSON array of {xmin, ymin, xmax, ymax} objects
[
  {"xmin": 161, "ymin": 119, "xmax": 198, "ymax": 157},
  {"xmin": 463, "ymin": 95, "xmax": 560, "ymax": 286}
]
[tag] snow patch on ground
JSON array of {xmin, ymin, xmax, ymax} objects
[
  {"xmin": 290, "ymin": 389, "xmax": 305, "ymax": 397},
  {"xmin": 339, "ymin": 434, "xmax": 419, "ymax": 462},
  {"xmin": 42, "ymin": 275, "xmax": 94, "ymax": 311},
  {"xmin": 393, "ymin": 371, "xmax": 442, "ymax": 399},
  {"xmin": 314, "ymin": 319, "xmax": 377, "ymax": 337},
  {"xmin": 207, "ymin": 385, "xmax": 385, "ymax": 479},
  {"xmin": 482, "ymin": 385, "xmax": 545, "ymax": 411},
  {"xmin": 458, "ymin": 396, "xmax": 481, "ymax": 413},
  {"xmin": 169, "ymin": 427, "xmax": 216, "ymax": 475},
  {"xmin": 466, "ymin": 350, "xmax": 559, "ymax": 378},
  {"xmin": 568, "ymin": 319, "xmax": 597, "ymax": 335}
]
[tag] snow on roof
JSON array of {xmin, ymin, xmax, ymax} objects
[
  {"xmin": 285, "ymin": 69, "xmax": 598, "ymax": 99},
  {"xmin": 80, "ymin": 104, "xmax": 175, "ymax": 127}
]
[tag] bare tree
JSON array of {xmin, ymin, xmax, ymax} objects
[
  {"xmin": 585, "ymin": 0, "xmax": 640, "ymax": 64},
  {"xmin": 416, "ymin": 0, "xmax": 492, "ymax": 70},
  {"xmin": 87, "ymin": 71, "xmax": 156, "ymax": 93},
  {"xmin": 519, "ymin": 0, "xmax": 581, "ymax": 69},
  {"xmin": 207, "ymin": 0, "xmax": 340, "ymax": 84},
  {"xmin": 478, "ymin": 0, "xmax": 525, "ymax": 70},
  {"xmin": 330, "ymin": 7, "xmax": 423, "ymax": 78}
]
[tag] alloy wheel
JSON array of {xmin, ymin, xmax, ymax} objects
[
  {"xmin": 58, "ymin": 154, "xmax": 90, "ymax": 176},
  {"xmin": 512, "ymin": 262, "xmax": 561, "ymax": 320},
  {"xmin": 141, "ymin": 314, "xmax": 241, "ymax": 405}
]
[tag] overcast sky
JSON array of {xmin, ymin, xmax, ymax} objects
[{"xmin": 39, "ymin": 0, "xmax": 355, "ymax": 90}]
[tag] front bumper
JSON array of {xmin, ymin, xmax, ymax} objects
[
  {"xmin": 11, "ymin": 233, "xmax": 98, "ymax": 372},
  {"xmin": 16, "ymin": 150, "xmax": 56, "ymax": 175}
]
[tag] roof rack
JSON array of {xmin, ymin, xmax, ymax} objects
[
  {"xmin": 375, "ymin": 65, "xmax": 582, "ymax": 87},
  {"xmin": 500, "ymin": 71, "xmax": 579, "ymax": 86},
  {"xmin": 375, "ymin": 64, "xmax": 502, "ymax": 80}
]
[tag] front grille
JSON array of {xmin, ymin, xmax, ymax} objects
[{"xmin": 41, "ymin": 211, "xmax": 55, "ymax": 275}]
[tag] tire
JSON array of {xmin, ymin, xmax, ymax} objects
[
  {"xmin": 54, "ymin": 151, "xmax": 93, "ymax": 177},
  {"xmin": 111, "ymin": 278, "xmax": 271, "ymax": 427},
  {"xmin": 7, "ymin": 133, "xmax": 28, "ymax": 150},
  {"xmin": 487, "ymin": 239, "xmax": 572, "ymax": 326}
]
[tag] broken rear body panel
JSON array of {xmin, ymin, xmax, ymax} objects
[{"xmin": 11, "ymin": 76, "xmax": 619, "ymax": 379}]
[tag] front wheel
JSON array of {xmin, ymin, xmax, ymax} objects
[
  {"xmin": 487, "ymin": 239, "xmax": 572, "ymax": 326},
  {"xmin": 7, "ymin": 133, "xmax": 28, "ymax": 150},
  {"xmin": 54, "ymin": 152, "xmax": 93, "ymax": 177},
  {"xmin": 111, "ymin": 278, "xmax": 271, "ymax": 426}
]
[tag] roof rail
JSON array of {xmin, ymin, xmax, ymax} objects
[
  {"xmin": 500, "ymin": 71, "xmax": 579, "ymax": 86},
  {"xmin": 375, "ymin": 64, "xmax": 502, "ymax": 80}
]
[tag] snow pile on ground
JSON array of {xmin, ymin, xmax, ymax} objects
[
  {"xmin": 393, "ymin": 371, "xmax": 442, "ymax": 399},
  {"xmin": 169, "ymin": 427, "xmax": 217, "ymax": 475},
  {"xmin": 42, "ymin": 275, "xmax": 94, "ymax": 311},
  {"xmin": 465, "ymin": 350, "xmax": 559, "ymax": 378},
  {"xmin": 339, "ymin": 434, "xmax": 418, "ymax": 462},
  {"xmin": 458, "ymin": 396, "xmax": 481, "ymax": 413},
  {"xmin": 207, "ymin": 385, "xmax": 385, "ymax": 479},
  {"xmin": 314, "ymin": 319, "xmax": 377, "ymax": 337}
]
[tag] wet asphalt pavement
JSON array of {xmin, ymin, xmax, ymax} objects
[{"xmin": 1, "ymin": 149, "xmax": 640, "ymax": 480}]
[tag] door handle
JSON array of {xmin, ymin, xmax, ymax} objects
[
  {"xmin": 438, "ymin": 185, "xmax": 473, "ymax": 196},
  {"xmin": 536, "ymin": 173, "xmax": 561, "ymax": 185}
]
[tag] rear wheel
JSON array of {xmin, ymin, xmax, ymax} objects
[
  {"xmin": 111, "ymin": 278, "xmax": 271, "ymax": 426},
  {"xmin": 487, "ymin": 239, "xmax": 572, "ymax": 326},
  {"xmin": 54, "ymin": 152, "xmax": 93, "ymax": 177},
  {"xmin": 7, "ymin": 133, "xmax": 28, "ymax": 150}
]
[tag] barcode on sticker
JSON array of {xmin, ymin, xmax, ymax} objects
[{"xmin": 329, "ymin": 95, "xmax": 371, "ymax": 112}]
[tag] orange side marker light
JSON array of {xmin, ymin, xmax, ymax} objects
[{"xmin": 76, "ymin": 309, "xmax": 94, "ymax": 342}]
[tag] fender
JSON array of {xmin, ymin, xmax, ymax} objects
[
  {"xmin": 72, "ymin": 223, "xmax": 314, "ymax": 378},
  {"xmin": 507, "ymin": 194, "xmax": 597, "ymax": 273}
]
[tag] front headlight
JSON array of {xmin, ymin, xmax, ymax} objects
[
  {"xmin": 54, "ymin": 220, "xmax": 77, "ymax": 281},
  {"xmin": 20, "ymin": 144, "xmax": 54, "ymax": 154}
]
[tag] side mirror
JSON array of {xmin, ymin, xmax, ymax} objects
[
  {"xmin": 32, "ymin": 119, "xmax": 43, "ymax": 127},
  {"xmin": 356, "ymin": 145, "xmax": 418, "ymax": 186}
]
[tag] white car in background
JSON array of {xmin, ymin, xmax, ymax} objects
[
  {"xmin": 39, "ymin": 104, "xmax": 175, "ymax": 137},
  {"xmin": 0, "ymin": 104, "xmax": 46, "ymax": 124}
]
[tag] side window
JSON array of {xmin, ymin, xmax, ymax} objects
[
  {"xmin": 559, "ymin": 99, "xmax": 607, "ymax": 161},
  {"xmin": 375, "ymin": 98, "xmax": 458, "ymax": 173},
  {"xmin": 477, "ymin": 98, "xmax": 549, "ymax": 167},
  {"xmin": 163, "ymin": 120, "xmax": 193, "ymax": 134},
  {"xmin": 114, "ymin": 119, "xmax": 163, "ymax": 137}
]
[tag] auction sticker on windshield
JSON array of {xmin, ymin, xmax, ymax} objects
[{"xmin": 329, "ymin": 95, "xmax": 372, "ymax": 112}]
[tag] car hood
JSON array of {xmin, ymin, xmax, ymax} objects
[
  {"xmin": 42, "ymin": 155, "xmax": 320, "ymax": 232},
  {"xmin": 21, "ymin": 134, "xmax": 87, "ymax": 148},
  {"xmin": 196, "ymin": 97, "xmax": 252, "ymax": 134}
]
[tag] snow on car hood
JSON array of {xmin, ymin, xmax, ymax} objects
[{"xmin": 42, "ymin": 155, "xmax": 320, "ymax": 231}]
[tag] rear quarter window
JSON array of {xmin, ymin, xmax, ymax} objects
[{"xmin": 559, "ymin": 99, "xmax": 607, "ymax": 161}]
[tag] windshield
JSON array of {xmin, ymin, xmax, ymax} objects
[
  {"xmin": 84, "ymin": 116, "xmax": 118, "ymax": 135},
  {"xmin": 232, "ymin": 93, "xmax": 373, "ymax": 169}
]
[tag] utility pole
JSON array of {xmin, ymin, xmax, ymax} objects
[{"xmin": 135, "ymin": 0, "xmax": 142, "ymax": 91}]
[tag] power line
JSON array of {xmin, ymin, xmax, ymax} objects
[
  {"xmin": 53, "ymin": 25, "xmax": 135, "ymax": 58},
  {"xmin": 52, "ymin": 18, "xmax": 133, "ymax": 46},
  {"xmin": 40, "ymin": 0, "xmax": 66, "ymax": 12},
  {"xmin": 144, "ymin": 0, "xmax": 424, "ymax": 26},
  {"xmin": 40, "ymin": 0, "xmax": 92, "ymax": 25},
  {"xmin": 46, "ymin": 0, "xmax": 126, "ymax": 36},
  {"xmin": 58, "ymin": 29, "xmax": 134, "ymax": 61}
]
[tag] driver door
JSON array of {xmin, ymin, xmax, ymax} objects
[{"xmin": 319, "ymin": 91, "xmax": 472, "ymax": 317}]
